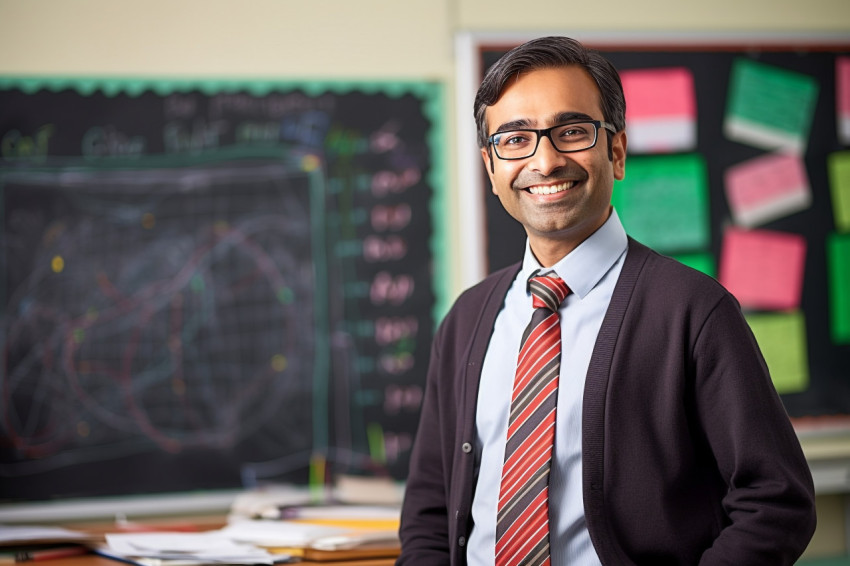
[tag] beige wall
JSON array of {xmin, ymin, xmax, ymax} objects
[{"xmin": 1, "ymin": 0, "xmax": 847, "ymax": 77}]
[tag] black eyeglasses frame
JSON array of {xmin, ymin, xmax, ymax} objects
[{"xmin": 487, "ymin": 120, "xmax": 617, "ymax": 163}]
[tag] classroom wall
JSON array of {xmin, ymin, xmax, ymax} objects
[
  {"xmin": 2, "ymin": 0, "xmax": 849, "ymax": 560},
  {"xmin": 2, "ymin": 0, "xmax": 848, "ymax": 296}
]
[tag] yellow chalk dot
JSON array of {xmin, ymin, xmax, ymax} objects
[
  {"xmin": 142, "ymin": 212, "xmax": 156, "ymax": 229},
  {"xmin": 51, "ymin": 255, "xmax": 64, "ymax": 273},
  {"xmin": 271, "ymin": 354, "xmax": 287, "ymax": 372},
  {"xmin": 77, "ymin": 421, "xmax": 90, "ymax": 437},
  {"xmin": 302, "ymin": 154, "xmax": 321, "ymax": 172}
]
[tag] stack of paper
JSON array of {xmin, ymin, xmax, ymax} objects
[
  {"xmin": 99, "ymin": 532, "xmax": 288, "ymax": 565},
  {"xmin": 1, "ymin": 525, "xmax": 97, "ymax": 564},
  {"xmin": 218, "ymin": 520, "xmax": 350, "ymax": 550},
  {"xmin": 221, "ymin": 514, "xmax": 400, "ymax": 562},
  {"xmin": 0, "ymin": 524, "xmax": 97, "ymax": 546}
]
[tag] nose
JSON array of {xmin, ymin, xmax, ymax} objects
[{"xmin": 528, "ymin": 134, "xmax": 569, "ymax": 176}]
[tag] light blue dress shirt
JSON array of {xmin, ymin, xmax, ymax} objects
[{"xmin": 467, "ymin": 209, "xmax": 628, "ymax": 566}]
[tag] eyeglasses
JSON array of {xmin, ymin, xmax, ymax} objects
[{"xmin": 487, "ymin": 120, "xmax": 617, "ymax": 160}]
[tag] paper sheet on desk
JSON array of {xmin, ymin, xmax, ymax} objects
[
  {"xmin": 0, "ymin": 524, "xmax": 96, "ymax": 545},
  {"xmin": 218, "ymin": 520, "xmax": 347, "ymax": 548},
  {"xmin": 219, "ymin": 520, "xmax": 398, "ymax": 551},
  {"xmin": 308, "ymin": 530, "xmax": 400, "ymax": 551},
  {"xmin": 105, "ymin": 532, "xmax": 279, "ymax": 564}
]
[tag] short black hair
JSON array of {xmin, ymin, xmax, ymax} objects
[{"xmin": 474, "ymin": 36, "xmax": 626, "ymax": 149}]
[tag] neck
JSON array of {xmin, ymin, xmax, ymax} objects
[
  {"xmin": 529, "ymin": 240, "xmax": 576, "ymax": 268},
  {"xmin": 528, "ymin": 206, "xmax": 612, "ymax": 267}
]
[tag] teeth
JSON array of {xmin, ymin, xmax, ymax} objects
[{"xmin": 527, "ymin": 181, "xmax": 574, "ymax": 195}]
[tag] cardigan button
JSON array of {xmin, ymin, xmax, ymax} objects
[
  {"xmin": 461, "ymin": 442, "xmax": 472, "ymax": 453},
  {"xmin": 458, "ymin": 536, "xmax": 467, "ymax": 547}
]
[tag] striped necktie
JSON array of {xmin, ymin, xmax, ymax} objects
[{"xmin": 496, "ymin": 272, "xmax": 571, "ymax": 566}]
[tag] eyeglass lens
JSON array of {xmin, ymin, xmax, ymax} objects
[{"xmin": 492, "ymin": 121, "xmax": 600, "ymax": 159}]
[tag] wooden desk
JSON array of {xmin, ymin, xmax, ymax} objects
[
  {"xmin": 49, "ymin": 517, "xmax": 399, "ymax": 566},
  {"xmin": 51, "ymin": 554, "xmax": 396, "ymax": 566}
]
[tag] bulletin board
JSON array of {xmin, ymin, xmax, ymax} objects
[
  {"xmin": 458, "ymin": 32, "xmax": 850, "ymax": 427},
  {"xmin": 0, "ymin": 78, "xmax": 447, "ymax": 503}
]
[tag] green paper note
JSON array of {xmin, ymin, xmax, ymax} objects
[
  {"xmin": 828, "ymin": 151, "xmax": 850, "ymax": 233},
  {"xmin": 828, "ymin": 233, "xmax": 850, "ymax": 344},
  {"xmin": 724, "ymin": 58, "xmax": 819, "ymax": 153},
  {"xmin": 746, "ymin": 311, "xmax": 809, "ymax": 394},
  {"xmin": 613, "ymin": 153, "xmax": 710, "ymax": 254},
  {"xmin": 673, "ymin": 252, "xmax": 716, "ymax": 278}
]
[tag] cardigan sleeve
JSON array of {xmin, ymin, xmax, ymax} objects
[
  {"xmin": 396, "ymin": 328, "xmax": 453, "ymax": 564},
  {"xmin": 692, "ymin": 293, "xmax": 816, "ymax": 565}
]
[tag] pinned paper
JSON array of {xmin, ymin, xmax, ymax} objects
[
  {"xmin": 724, "ymin": 152, "xmax": 812, "ymax": 227},
  {"xmin": 719, "ymin": 227, "xmax": 806, "ymax": 311},
  {"xmin": 724, "ymin": 58, "xmax": 819, "ymax": 154},
  {"xmin": 745, "ymin": 311, "xmax": 809, "ymax": 394},
  {"xmin": 827, "ymin": 150, "xmax": 850, "ymax": 233},
  {"xmin": 837, "ymin": 57, "xmax": 850, "ymax": 145},
  {"xmin": 621, "ymin": 67, "xmax": 697, "ymax": 153},
  {"xmin": 612, "ymin": 153, "xmax": 710, "ymax": 253},
  {"xmin": 827, "ymin": 233, "xmax": 850, "ymax": 344}
]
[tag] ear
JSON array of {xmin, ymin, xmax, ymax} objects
[
  {"xmin": 611, "ymin": 130, "xmax": 627, "ymax": 181},
  {"xmin": 481, "ymin": 147, "xmax": 498, "ymax": 193}
]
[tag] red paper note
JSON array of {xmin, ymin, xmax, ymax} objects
[
  {"xmin": 621, "ymin": 67, "xmax": 697, "ymax": 153},
  {"xmin": 719, "ymin": 227, "xmax": 806, "ymax": 311},
  {"xmin": 837, "ymin": 57, "xmax": 850, "ymax": 145},
  {"xmin": 724, "ymin": 152, "xmax": 811, "ymax": 227}
]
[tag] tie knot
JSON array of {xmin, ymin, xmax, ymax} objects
[{"xmin": 529, "ymin": 273, "xmax": 571, "ymax": 312}]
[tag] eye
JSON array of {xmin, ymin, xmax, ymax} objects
[
  {"xmin": 557, "ymin": 125, "xmax": 590, "ymax": 138},
  {"xmin": 498, "ymin": 132, "xmax": 532, "ymax": 146}
]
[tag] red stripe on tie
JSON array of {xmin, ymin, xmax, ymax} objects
[
  {"xmin": 505, "ymin": 379, "xmax": 558, "ymax": 439},
  {"xmin": 496, "ymin": 488, "xmax": 550, "ymax": 564},
  {"xmin": 498, "ymin": 421, "xmax": 555, "ymax": 505},
  {"xmin": 496, "ymin": 273, "xmax": 570, "ymax": 566}
]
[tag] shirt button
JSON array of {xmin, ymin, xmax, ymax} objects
[
  {"xmin": 458, "ymin": 536, "xmax": 466, "ymax": 547},
  {"xmin": 461, "ymin": 442, "xmax": 472, "ymax": 453}
]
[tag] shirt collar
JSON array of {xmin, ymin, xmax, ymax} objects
[{"xmin": 520, "ymin": 208, "xmax": 628, "ymax": 299}]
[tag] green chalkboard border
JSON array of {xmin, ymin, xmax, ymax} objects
[{"xmin": 0, "ymin": 75, "xmax": 450, "ymax": 323}]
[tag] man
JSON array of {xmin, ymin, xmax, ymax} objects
[{"xmin": 397, "ymin": 36, "xmax": 816, "ymax": 565}]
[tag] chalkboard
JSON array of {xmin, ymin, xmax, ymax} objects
[
  {"xmin": 475, "ymin": 40, "xmax": 850, "ymax": 424},
  {"xmin": 0, "ymin": 78, "xmax": 446, "ymax": 502}
]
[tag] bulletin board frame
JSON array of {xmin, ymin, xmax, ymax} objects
[
  {"xmin": 0, "ymin": 76, "xmax": 448, "ymax": 518},
  {"xmin": 453, "ymin": 31, "xmax": 850, "ymax": 481}
]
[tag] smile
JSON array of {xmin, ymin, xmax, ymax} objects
[{"xmin": 525, "ymin": 181, "xmax": 577, "ymax": 195}]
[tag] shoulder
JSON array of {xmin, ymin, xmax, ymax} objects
[
  {"xmin": 617, "ymin": 239, "xmax": 742, "ymax": 328},
  {"xmin": 625, "ymin": 239, "xmax": 730, "ymax": 302},
  {"xmin": 445, "ymin": 262, "xmax": 520, "ymax": 316}
]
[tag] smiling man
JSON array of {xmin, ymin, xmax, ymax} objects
[{"xmin": 397, "ymin": 36, "xmax": 816, "ymax": 566}]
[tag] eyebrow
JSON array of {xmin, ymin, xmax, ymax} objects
[{"xmin": 492, "ymin": 111, "xmax": 597, "ymax": 134}]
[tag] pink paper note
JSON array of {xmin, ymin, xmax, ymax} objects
[
  {"xmin": 621, "ymin": 67, "xmax": 697, "ymax": 153},
  {"xmin": 837, "ymin": 57, "xmax": 850, "ymax": 144},
  {"xmin": 724, "ymin": 152, "xmax": 811, "ymax": 227},
  {"xmin": 719, "ymin": 227, "xmax": 807, "ymax": 311}
]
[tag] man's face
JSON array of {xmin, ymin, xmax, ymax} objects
[{"xmin": 481, "ymin": 65, "xmax": 627, "ymax": 260}]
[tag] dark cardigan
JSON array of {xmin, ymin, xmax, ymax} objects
[{"xmin": 398, "ymin": 238, "xmax": 815, "ymax": 566}]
